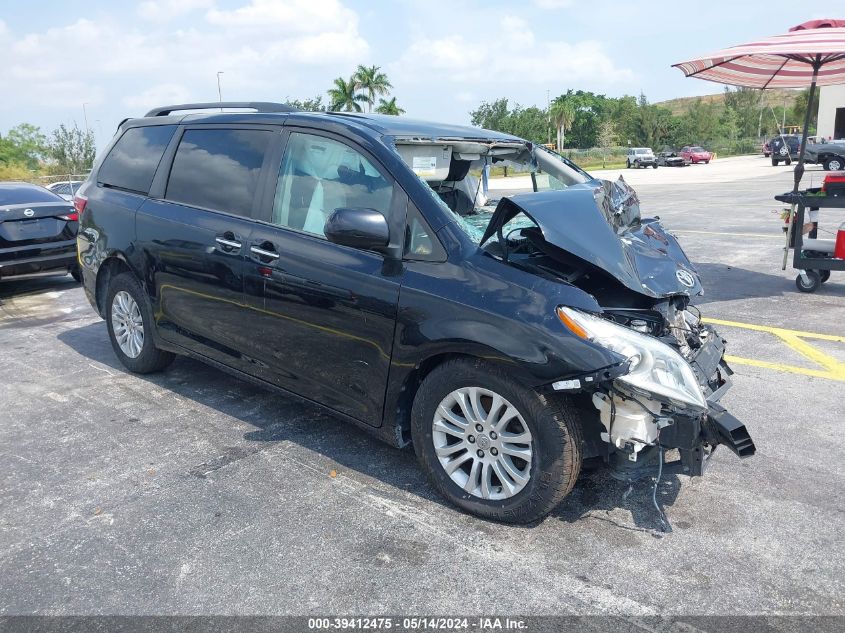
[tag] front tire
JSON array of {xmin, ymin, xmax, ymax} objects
[
  {"xmin": 411, "ymin": 359, "xmax": 582, "ymax": 523},
  {"xmin": 652, "ymin": 163, "xmax": 658, "ymax": 169},
  {"xmin": 772, "ymin": 158, "xmax": 779, "ymax": 166},
  {"xmin": 106, "ymin": 272, "xmax": 175, "ymax": 373}
]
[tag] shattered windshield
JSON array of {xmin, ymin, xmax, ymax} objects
[{"xmin": 393, "ymin": 139, "xmax": 590, "ymax": 245}]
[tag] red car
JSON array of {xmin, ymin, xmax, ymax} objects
[{"xmin": 680, "ymin": 145, "xmax": 712, "ymax": 164}]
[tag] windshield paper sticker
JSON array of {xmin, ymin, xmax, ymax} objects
[{"xmin": 413, "ymin": 156, "xmax": 437, "ymax": 177}]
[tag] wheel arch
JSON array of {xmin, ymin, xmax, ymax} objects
[
  {"xmin": 94, "ymin": 255, "xmax": 134, "ymax": 318},
  {"xmin": 386, "ymin": 347, "xmax": 556, "ymax": 448}
]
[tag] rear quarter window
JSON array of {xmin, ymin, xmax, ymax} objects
[{"xmin": 97, "ymin": 125, "xmax": 177, "ymax": 194}]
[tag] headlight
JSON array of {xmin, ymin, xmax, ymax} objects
[{"xmin": 557, "ymin": 306, "xmax": 707, "ymax": 411}]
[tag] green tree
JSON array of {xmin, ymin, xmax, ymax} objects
[
  {"xmin": 354, "ymin": 65, "xmax": 392, "ymax": 113},
  {"xmin": 677, "ymin": 98, "xmax": 720, "ymax": 145},
  {"xmin": 507, "ymin": 105, "xmax": 548, "ymax": 143},
  {"xmin": 607, "ymin": 95, "xmax": 639, "ymax": 146},
  {"xmin": 596, "ymin": 120, "xmax": 618, "ymax": 168},
  {"xmin": 328, "ymin": 76, "xmax": 367, "ymax": 112},
  {"xmin": 470, "ymin": 98, "xmax": 512, "ymax": 132},
  {"xmin": 631, "ymin": 94, "xmax": 673, "ymax": 148},
  {"xmin": 0, "ymin": 123, "xmax": 47, "ymax": 169},
  {"xmin": 375, "ymin": 97, "xmax": 404, "ymax": 115},
  {"xmin": 284, "ymin": 96, "xmax": 327, "ymax": 112},
  {"xmin": 557, "ymin": 90, "xmax": 610, "ymax": 148},
  {"xmin": 790, "ymin": 88, "xmax": 819, "ymax": 134},
  {"xmin": 48, "ymin": 123, "xmax": 95, "ymax": 174},
  {"xmin": 723, "ymin": 87, "xmax": 760, "ymax": 138},
  {"xmin": 550, "ymin": 97, "xmax": 575, "ymax": 151}
]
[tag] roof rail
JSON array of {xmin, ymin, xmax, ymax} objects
[{"xmin": 144, "ymin": 102, "xmax": 298, "ymax": 117}]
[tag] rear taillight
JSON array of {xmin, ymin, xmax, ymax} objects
[
  {"xmin": 73, "ymin": 193, "xmax": 88, "ymax": 216},
  {"xmin": 58, "ymin": 211, "xmax": 79, "ymax": 221}
]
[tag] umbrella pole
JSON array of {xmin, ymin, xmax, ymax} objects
[{"xmin": 781, "ymin": 61, "xmax": 820, "ymax": 270}]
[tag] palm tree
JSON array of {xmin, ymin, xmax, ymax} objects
[
  {"xmin": 354, "ymin": 65, "xmax": 392, "ymax": 112},
  {"xmin": 328, "ymin": 76, "xmax": 367, "ymax": 112},
  {"xmin": 550, "ymin": 99, "xmax": 575, "ymax": 151},
  {"xmin": 375, "ymin": 97, "xmax": 404, "ymax": 116}
]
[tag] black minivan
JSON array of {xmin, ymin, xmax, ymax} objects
[{"xmin": 76, "ymin": 102, "xmax": 754, "ymax": 523}]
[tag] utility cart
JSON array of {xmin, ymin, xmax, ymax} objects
[{"xmin": 776, "ymin": 188, "xmax": 845, "ymax": 293}]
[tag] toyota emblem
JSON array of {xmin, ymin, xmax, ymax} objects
[
  {"xmin": 23, "ymin": 208, "xmax": 35, "ymax": 217},
  {"xmin": 676, "ymin": 269, "xmax": 696, "ymax": 288}
]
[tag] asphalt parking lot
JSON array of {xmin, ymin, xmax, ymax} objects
[{"xmin": 1, "ymin": 155, "xmax": 844, "ymax": 618}]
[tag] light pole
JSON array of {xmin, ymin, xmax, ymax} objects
[
  {"xmin": 546, "ymin": 89, "xmax": 551, "ymax": 145},
  {"xmin": 217, "ymin": 71, "xmax": 224, "ymax": 110},
  {"xmin": 82, "ymin": 102, "xmax": 90, "ymax": 133}
]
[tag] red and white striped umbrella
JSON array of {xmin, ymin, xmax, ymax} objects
[
  {"xmin": 673, "ymin": 19, "xmax": 845, "ymax": 89},
  {"xmin": 674, "ymin": 19, "xmax": 845, "ymax": 268}
]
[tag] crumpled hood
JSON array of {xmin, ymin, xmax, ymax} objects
[{"xmin": 480, "ymin": 178, "xmax": 702, "ymax": 298}]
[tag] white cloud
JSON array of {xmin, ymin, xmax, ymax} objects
[
  {"xmin": 394, "ymin": 15, "xmax": 634, "ymax": 87},
  {"xmin": 206, "ymin": 0, "xmax": 356, "ymax": 33},
  {"xmin": 138, "ymin": 0, "xmax": 213, "ymax": 21},
  {"xmin": 0, "ymin": 2, "xmax": 369, "ymax": 122},
  {"xmin": 532, "ymin": 0, "xmax": 574, "ymax": 9},
  {"xmin": 123, "ymin": 84, "xmax": 193, "ymax": 110}
]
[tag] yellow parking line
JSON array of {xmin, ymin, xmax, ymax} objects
[
  {"xmin": 723, "ymin": 355, "xmax": 845, "ymax": 381},
  {"xmin": 704, "ymin": 318, "xmax": 845, "ymax": 342},
  {"xmin": 672, "ymin": 230, "xmax": 781, "ymax": 239},
  {"xmin": 704, "ymin": 318, "xmax": 845, "ymax": 381}
]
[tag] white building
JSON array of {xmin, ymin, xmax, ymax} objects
[{"xmin": 816, "ymin": 84, "xmax": 845, "ymax": 140}]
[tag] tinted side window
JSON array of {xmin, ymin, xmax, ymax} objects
[
  {"xmin": 271, "ymin": 132, "xmax": 393, "ymax": 238},
  {"xmin": 98, "ymin": 125, "xmax": 176, "ymax": 194},
  {"xmin": 165, "ymin": 129, "xmax": 272, "ymax": 217}
]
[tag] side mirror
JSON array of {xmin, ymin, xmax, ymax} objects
[{"xmin": 324, "ymin": 207, "xmax": 390, "ymax": 251}]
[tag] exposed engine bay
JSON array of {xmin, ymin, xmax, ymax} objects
[{"xmin": 394, "ymin": 137, "xmax": 756, "ymax": 483}]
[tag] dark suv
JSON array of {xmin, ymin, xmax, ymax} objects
[
  {"xmin": 76, "ymin": 102, "xmax": 754, "ymax": 523},
  {"xmin": 769, "ymin": 134, "xmax": 801, "ymax": 166}
]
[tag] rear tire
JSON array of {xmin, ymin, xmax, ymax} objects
[
  {"xmin": 411, "ymin": 358, "xmax": 583, "ymax": 523},
  {"xmin": 772, "ymin": 158, "xmax": 779, "ymax": 166},
  {"xmin": 824, "ymin": 157, "xmax": 844, "ymax": 171},
  {"xmin": 796, "ymin": 271, "xmax": 821, "ymax": 293},
  {"xmin": 652, "ymin": 164, "xmax": 658, "ymax": 169},
  {"xmin": 820, "ymin": 270, "xmax": 831, "ymax": 283},
  {"xmin": 106, "ymin": 272, "xmax": 175, "ymax": 373}
]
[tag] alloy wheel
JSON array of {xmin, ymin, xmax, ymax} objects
[
  {"xmin": 111, "ymin": 290, "xmax": 144, "ymax": 358},
  {"xmin": 432, "ymin": 387, "xmax": 533, "ymax": 500}
]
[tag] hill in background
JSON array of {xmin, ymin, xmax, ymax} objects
[{"xmin": 655, "ymin": 88, "xmax": 801, "ymax": 116}]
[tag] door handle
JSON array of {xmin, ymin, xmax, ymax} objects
[
  {"xmin": 215, "ymin": 236, "xmax": 242, "ymax": 251},
  {"xmin": 250, "ymin": 245, "xmax": 280, "ymax": 261}
]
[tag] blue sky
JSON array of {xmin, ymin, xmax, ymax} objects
[{"xmin": 0, "ymin": 0, "xmax": 830, "ymax": 147}]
